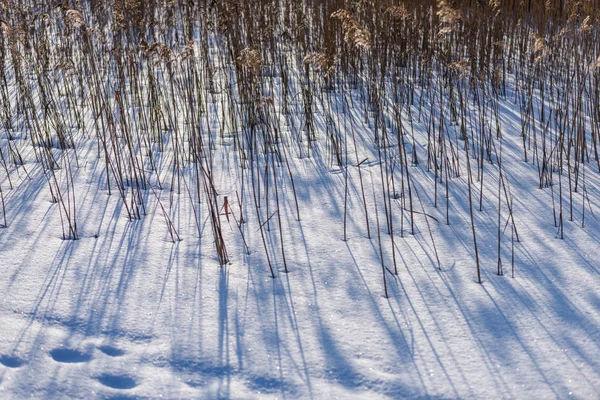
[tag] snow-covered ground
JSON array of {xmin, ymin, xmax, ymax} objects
[
  {"xmin": 0, "ymin": 11, "xmax": 599, "ymax": 397},
  {"xmin": 1, "ymin": 77, "xmax": 599, "ymax": 399}
]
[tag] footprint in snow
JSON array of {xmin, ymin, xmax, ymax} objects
[
  {"xmin": 0, "ymin": 355, "xmax": 25, "ymax": 368},
  {"xmin": 98, "ymin": 345, "xmax": 125, "ymax": 357},
  {"xmin": 49, "ymin": 348, "xmax": 92, "ymax": 363},
  {"xmin": 97, "ymin": 373, "xmax": 138, "ymax": 390}
]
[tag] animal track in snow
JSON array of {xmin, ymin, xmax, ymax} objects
[
  {"xmin": 0, "ymin": 355, "xmax": 25, "ymax": 368},
  {"xmin": 49, "ymin": 348, "xmax": 92, "ymax": 363},
  {"xmin": 97, "ymin": 373, "xmax": 138, "ymax": 389},
  {"xmin": 98, "ymin": 345, "xmax": 125, "ymax": 357}
]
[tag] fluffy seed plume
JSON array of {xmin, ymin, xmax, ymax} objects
[
  {"xmin": 304, "ymin": 52, "xmax": 336, "ymax": 76},
  {"xmin": 237, "ymin": 47, "xmax": 262, "ymax": 74},
  {"xmin": 65, "ymin": 9, "xmax": 85, "ymax": 28},
  {"xmin": 385, "ymin": 5, "xmax": 409, "ymax": 21},
  {"xmin": 437, "ymin": 0, "xmax": 462, "ymax": 35},
  {"xmin": 331, "ymin": 9, "xmax": 371, "ymax": 50},
  {"xmin": 0, "ymin": 19, "xmax": 10, "ymax": 34}
]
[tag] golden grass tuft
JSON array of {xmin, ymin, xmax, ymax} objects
[
  {"xmin": 331, "ymin": 9, "xmax": 371, "ymax": 50},
  {"xmin": 237, "ymin": 47, "xmax": 262, "ymax": 74},
  {"xmin": 303, "ymin": 52, "xmax": 337, "ymax": 76}
]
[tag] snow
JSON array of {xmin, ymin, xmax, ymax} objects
[{"xmin": 1, "ymin": 39, "xmax": 600, "ymax": 400}]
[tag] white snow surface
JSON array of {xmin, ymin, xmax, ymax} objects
[{"xmin": 1, "ymin": 76, "xmax": 599, "ymax": 399}]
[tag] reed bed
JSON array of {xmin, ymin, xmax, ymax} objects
[{"xmin": 0, "ymin": 0, "xmax": 598, "ymax": 292}]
